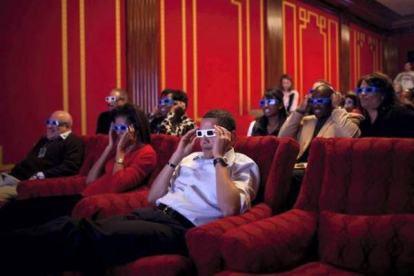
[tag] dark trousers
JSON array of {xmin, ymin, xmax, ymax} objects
[
  {"xmin": 0, "ymin": 194, "xmax": 83, "ymax": 231},
  {"xmin": 0, "ymin": 208, "xmax": 191, "ymax": 275},
  {"xmin": 286, "ymin": 168, "xmax": 305, "ymax": 209}
]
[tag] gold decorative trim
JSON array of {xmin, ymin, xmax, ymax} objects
[
  {"xmin": 192, "ymin": 0, "xmax": 199, "ymax": 120},
  {"xmin": 231, "ymin": 0, "xmax": 243, "ymax": 116},
  {"xmin": 115, "ymin": 0, "xmax": 122, "ymax": 88},
  {"xmin": 283, "ymin": 1, "xmax": 297, "ymax": 84},
  {"xmin": 61, "ymin": 0, "xmax": 69, "ymax": 111},
  {"xmin": 182, "ymin": 0, "xmax": 187, "ymax": 92},
  {"xmin": 79, "ymin": 0, "xmax": 87, "ymax": 135},
  {"xmin": 259, "ymin": 0, "xmax": 265, "ymax": 94},
  {"xmin": 246, "ymin": 0, "xmax": 251, "ymax": 113},
  {"xmin": 160, "ymin": 0, "xmax": 166, "ymax": 90}
]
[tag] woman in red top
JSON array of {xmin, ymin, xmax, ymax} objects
[{"xmin": 0, "ymin": 104, "xmax": 157, "ymax": 231}]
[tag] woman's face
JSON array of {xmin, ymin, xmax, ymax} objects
[
  {"xmin": 261, "ymin": 97, "xmax": 280, "ymax": 118},
  {"xmin": 344, "ymin": 97, "xmax": 356, "ymax": 112},
  {"xmin": 282, "ymin": 78, "xmax": 292, "ymax": 91},
  {"xmin": 114, "ymin": 116, "xmax": 130, "ymax": 137},
  {"xmin": 358, "ymin": 80, "xmax": 383, "ymax": 110}
]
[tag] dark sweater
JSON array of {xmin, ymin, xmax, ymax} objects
[
  {"xmin": 96, "ymin": 111, "xmax": 111, "ymax": 135},
  {"xmin": 360, "ymin": 105, "xmax": 414, "ymax": 138},
  {"xmin": 251, "ymin": 116, "xmax": 286, "ymax": 136},
  {"xmin": 10, "ymin": 133, "xmax": 84, "ymax": 180}
]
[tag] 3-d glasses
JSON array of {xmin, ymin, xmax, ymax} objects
[
  {"xmin": 259, "ymin": 99, "xmax": 278, "ymax": 107},
  {"xmin": 355, "ymin": 87, "xmax": 381, "ymax": 95},
  {"xmin": 344, "ymin": 99, "xmax": 354, "ymax": 105},
  {"xmin": 45, "ymin": 119, "xmax": 69, "ymax": 127},
  {"xmin": 112, "ymin": 124, "xmax": 129, "ymax": 132},
  {"xmin": 105, "ymin": 96, "xmax": 123, "ymax": 103},
  {"xmin": 196, "ymin": 129, "xmax": 216, "ymax": 138},
  {"xmin": 158, "ymin": 98, "xmax": 175, "ymax": 106},
  {"xmin": 308, "ymin": 98, "xmax": 332, "ymax": 105}
]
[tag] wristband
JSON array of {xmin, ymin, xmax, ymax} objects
[{"xmin": 167, "ymin": 161, "xmax": 177, "ymax": 169}]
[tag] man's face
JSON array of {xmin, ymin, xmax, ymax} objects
[
  {"xmin": 46, "ymin": 112, "xmax": 70, "ymax": 139},
  {"xmin": 158, "ymin": 93, "xmax": 174, "ymax": 117},
  {"xmin": 199, "ymin": 118, "xmax": 232, "ymax": 159},
  {"xmin": 107, "ymin": 91, "xmax": 126, "ymax": 111},
  {"xmin": 404, "ymin": 62, "xmax": 412, "ymax": 71},
  {"xmin": 358, "ymin": 80, "xmax": 383, "ymax": 110},
  {"xmin": 309, "ymin": 90, "xmax": 333, "ymax": 119}
]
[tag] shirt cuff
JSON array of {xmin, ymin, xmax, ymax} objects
[{"xmin": 36, "ymin": 172, "xmax": 45, "ymax": 179}]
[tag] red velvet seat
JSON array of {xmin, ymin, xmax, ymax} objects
[
  {"xmin": 17, "ymin": 135, "xmax": 109, "ymax": 199},
  {"xmin": 218, "ymin": 138, "xmax": 414, "ymax": 276},
  {"xmin": 88, "ymin": 136, "xmax": 298, "ymax": 276}
]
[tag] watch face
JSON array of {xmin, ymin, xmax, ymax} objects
[{"xmin": 214, "ymin": 157, "xmax": 228, "ymax": 167}]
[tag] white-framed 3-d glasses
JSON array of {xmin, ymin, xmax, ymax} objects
[{"xmin": 196, "ymin": 129, "xmax": 216, "ymax": 138}]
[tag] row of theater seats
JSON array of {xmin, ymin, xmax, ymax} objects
[{"xmin": 18, "ymin": 134, "xmax": 414, "ymax": 276}]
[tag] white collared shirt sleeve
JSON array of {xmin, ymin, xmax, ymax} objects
[{"xmin": 230, "ymin": 155, "xmax": 260, "ymax": 214}]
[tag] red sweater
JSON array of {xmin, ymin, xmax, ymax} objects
[{"xmin": 82, "ymin": 144, "xmax": 157, "ymax": 196}]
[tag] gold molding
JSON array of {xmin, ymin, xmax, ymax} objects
[
  {"xmin": 283, "ymin": 1, "xmax": 297, "ymax": 85},
  {"xmin": 192, "ymin": 0, "xmax": 199, "ymax": 120},
  {"xmin": 160, "ymin": 0, "xmax": 166, "ymax": 90},
  {"xmin": 115, "ymin": 0, "xmax": 122, "ymax": 88},
  {"xmin": 260, "ymin": 0, "xmax": 265, "ymax": 94},
  {"xmin": 0, "ymin": 146, "xmax": 14, "ymax": 171},
  {"xmin": 79, "ymin": 0, "xmax": 87, "ymax": 135},
  {"xmin": 246, "ymin": 0, "xmax": 251, "ymax": 113},
  {"xmin": 182, "ymin": 0, "xmax": 187, "ymax": 92},
  {"xmin": 61, "ymin": 0, "xmax": 69, "ymax": 111},
  {"xmin": 231, "ymin": 0, "xmax": 243, "ymax": 116}
]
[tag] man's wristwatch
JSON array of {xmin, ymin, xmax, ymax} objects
[
  {"xmin": 116, "ymin": 158, "xmax": 124, "ymax": 164},
  {"xmin": 213, "ymin": 157, "xmax": 228, "ymax": 167}
]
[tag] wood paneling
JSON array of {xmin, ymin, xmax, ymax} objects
[
  {"xmin": 266, "ymin": 0, "xmax": 283, "ymax": 89},
  {"xmin": 126, "ymin": 0, "xmax": 159, "ymax": 113},
  {"xmin": 339, "ymin": 13, "xmax": 350, "ymax": 93}
]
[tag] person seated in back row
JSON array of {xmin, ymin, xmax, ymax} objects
[
  {"xmin": 0, "ymin": 111, "xmax": 84, "ymax": 201},
  {"xmin": 278, "ymin": 83, "xmax": 363, "ymax": 207},
  {"xmin": 149, "ymin": 89, "xmax": 195, "ymax": 136},
  {"xmin": 96, "ymin": 88, "xmax": 128, "ymax": 135},
  {"xmin": 247, "ymin": 88, "xmax": 288, "ymax": 136},
  {"xmin": 0, "ymin": 109, "xmax": 260, "ymax": 275}
]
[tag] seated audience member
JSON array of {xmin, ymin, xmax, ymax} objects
[
  {"xmin": 344, "ymin": 91, "xmax": 362, "ymax": 114},
  {"xmin": 0, "ymin": 109, "xmax": 260, "ymax": 275},
  {"xmin": 0, "ymin": 111, "xmax": 83, "ymax": 201},
  {"xmin": 96, "ymin": 88, "xmax": 128, "ymax": 134},
  {"xmin": 247, "ymin": 88, "xmax": 288, "ymax": 136},
  {"xmin": 358, "ymin": 72, "xmax": 414, "ymax": 138},
  {"xmin": 394, "ymin": 83, "xmax": 404, "ymax": 98},
  {"xmin": 0, "ymin": 104, "xmax": 156, "ymax": 231},
  {"xmin": 279, "ymin": 74, "xmax": 299, "ymax": 114},
  {"xmin": 279, "ymin": 84, "xmax": 363, "ymax": 208},
  {"xmin": 149, "ymin": 89, "xmax": 195, "ymax": 136},
  {"xmin": 394, "ymin": 61, "xmax": 414, "ymax": 90},
  {"xmin": 399, "ymin": 88, "xmax": 414, "ymax": 107}
]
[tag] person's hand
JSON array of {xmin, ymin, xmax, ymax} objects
[
  {"xmin": 171, "ymin": 101, "xmax": 186, "ymax": 115},
  {"xmin": 151, "ymin": 105, "xmax": 161, "ymax": 118},
  {"xmin": 116, "ymin": 125, "xmax": 136, "ymax": 153},
  {"xmin": 296, "ymin": 94, "xmax": 312, "ymax": 114},
  {"xmin": 331, "ymin": 92, "xmax": 343, "ymax": 109},
  {"xmin": 107, "ymin": 123, "xmax": 117, "ymax": 149},
  {"xmin": 170, "ymin": 128, "xmax": 197, "ymax": 163},
  {"xmin": 212, "ymin": 125, "xmax": 232, "ymax": 158}
]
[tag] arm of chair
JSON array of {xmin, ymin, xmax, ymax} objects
[
  {"xmin": 186, "ymin": 203, "xmax": 272, "ymax": 276},
  {"xmin": 71, "ymin": 188, "xmax": 153, "ymax": 220},
  {"xmin": 220, "ymin": 209, "xmax": 318, "ymax": 273},
  {"xmin": 17, "ymin": 175, "xmax": 86, "ymax": 200}
]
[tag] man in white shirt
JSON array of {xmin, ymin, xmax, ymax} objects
[
  {"xmin": 394, "ymin": 62, "xmax": 414, "ymax": 90},
  {"xmin": 0, "ymin": 109, "xmax": 259, "ymax": 275},
  {"xmin": 0, "ymin": 111, "xmax": 84, "ymax": 200}
]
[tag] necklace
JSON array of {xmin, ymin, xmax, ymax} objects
[{"xmin": 38, "ymin": 138, "xmax": 58, "ymax": 158}]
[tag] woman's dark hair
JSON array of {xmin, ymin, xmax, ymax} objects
[
  {"xmin": 357, "ymin": 72, "xmax": 398, "ymax": 114},
  {"xmin": 111, "ymin": 103, "xmax": 151, "ymax": 145},
  {"xmin": 172, "ymin": 90, "xmax": 189, "ymax": 107},
  {"xmin": 203, "ymin": 109, "xmax": 236, "ymax": 131},
  {"xmin": 253, "ymin": 88, "xmax": 288, "ymax": 136},
  {"xmin": 279, "ymin": 74, "xmax": 294, "ymax": 91}
]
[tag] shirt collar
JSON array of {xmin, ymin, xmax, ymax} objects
[
  {"xmin": 193, "ymin": 147, "xmax": 236, "ymax": 166},
  {"xmin": 59, "ymin": 130, "xmax": 72, "ymax": 140}
]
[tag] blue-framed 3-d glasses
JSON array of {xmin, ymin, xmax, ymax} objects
[
  {"xmin": 45, "ymin": 119, "xmax": 69, "ymax": 127},
  {"xmin": 196, "ymin": 129, "xmax": 216, "ymax": 138},
  {"xmin": 112, "ymin": 124, "xmax": 129, "ymax": 132},
  {"xmin": 158, "ymin": 98, "xmax": 174, "ymax": 106},
  {"xmin": 345, "ymin": 99, "xmax": 354, "ymax": 105},
  {"xmin": 355, "ymin": 87, "xmax": 381, "ymax": 95},
  {"xmin": 259, "ymin": 99, "xmax": 278, "ymax": 107},
  {"xmin": 308, "ymin": 98, "xmax": 331, "ymax": 105}
]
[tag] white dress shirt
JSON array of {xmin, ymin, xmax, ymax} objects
[{"xmin": 157, "ymin": 148, "xmax": 260, "ymax": 226}]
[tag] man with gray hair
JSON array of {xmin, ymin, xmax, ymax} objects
[
  {"xmin": 0, "ymin": 110, "xmax": 84, "ymax": 200},
  {"xmin": 96, "ymin": 88, "xmax": 128, "ymax": 134}
]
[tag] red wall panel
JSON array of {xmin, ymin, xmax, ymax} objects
[
  {"xmin": 349, "ymin": 23, "xmax": 384, "ymax": 90},
  {"xmin": 160, "ymin": 0, "xmax": 265, "ymax": 120},
  {"xmin": 0, "ymin": 0, "xmax": 126, "ymax": 166},
  {"xmin": 283, "ymin": 0, "xmax": 340, "ymax": 98}
]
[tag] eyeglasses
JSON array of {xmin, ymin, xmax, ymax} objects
[
  {"xmin": 105, "ymin": 96, "xmax": 123, "ymax": 103},
  {"xmin": 112, "ymin": 124, "xmax": 129, "ymax": 132},
  {"xmin": 355, "ymin": 87, "xmax": 381, "ymax": 95},
  {"xmin": 308, "ymin": 98, "xmax": 331, "ymax": 105},
  {"xmin": 158, "ymin": 98, "xmax": 175, "ymax": 106},
  {"xmin": 45, "ymin": 119, "xmax": 69, "ymax": 127},
  {"xmin": 345, "ymin": 99, "xmax": 354, "ymax": 105},
  {"xmin": 259, "ymin": 99, "xmax": 278, "ymax": 107},
  {"xmin": 196, "ymin": 129, "xmax": 216, "ymax": 138}
]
